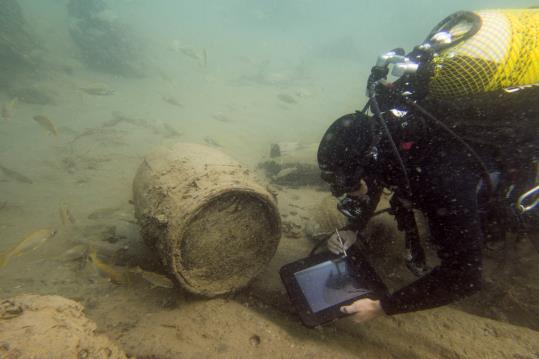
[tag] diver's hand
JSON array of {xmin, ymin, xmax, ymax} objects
[
  {"xmin": 327, "ymin": 230, "xmax": 357, "ymax": 255},
  {"xmin": 340, "ymin": 298, "xmax": 385, "ymax": 323}
]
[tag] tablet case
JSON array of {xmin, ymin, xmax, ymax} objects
[{"xmin": 280, "ymin": 246, "xmax": 388, "ymax": 327}]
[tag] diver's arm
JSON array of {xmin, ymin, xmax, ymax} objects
[
  {"xmin": 379, "ymin": 243, "xmax": 482, "ymax": 315},
  {"xmin": 380, "ymin": 180, "xmax": 484, "ymax": 315}
]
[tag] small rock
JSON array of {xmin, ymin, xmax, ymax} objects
[
  {"xmin": 249, "ymin": 334, "xmax": 261, "ymax": 347},
  {"xmin": 0, "ymin": 300, "xmax": 23, "ymax": 319}
]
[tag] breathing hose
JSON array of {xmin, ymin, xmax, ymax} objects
[{"xmin": 368, "ymin": 82, "xmax": 413, "ymax": 198}]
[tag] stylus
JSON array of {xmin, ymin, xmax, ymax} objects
[{"xmin": 335, "ymin": 229, "xmax": 347, "ymax": 257}]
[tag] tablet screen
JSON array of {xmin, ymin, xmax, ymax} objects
[{"xmin": 294, "ymin": 257, "xmax": 370, "ymax": 313}]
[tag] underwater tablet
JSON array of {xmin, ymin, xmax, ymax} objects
[{"xmin": 280, "ymin": 248, "xmax": 387, "ymax": 328}]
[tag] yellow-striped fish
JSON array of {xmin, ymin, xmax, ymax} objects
[
  {"xmin": 89, "ymin": 250, "xmax": 129, "ymax": 284},
  {"xmin": 33, "ymin": 115, "xmax": 58, "ymax": 136},
  {"xmin": 0, "ymin": 228, "xmax": 56, "ymax": 268}
]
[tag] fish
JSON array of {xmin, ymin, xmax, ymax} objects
[
  {"xmin": 130, "ymin": 266, "xmax": 174, "ymax": 288},
  {"xmin": 204, "ymin": 136, "xmax": 222, "ymax": 147},
  {"xmin": 277, "ymin": 93, "xmax": 297, "ymax": 104},
  {"xmin": 101, "ymin": 117, "xmax": 125, "ymax": 128},
  {"xmin": 180, "ymin": 48, "xmax": 199, "ymax": 61},
  {"xmin": 79, "ymin": 84, "xmax": 115, "ymax": 96},
  {"xmin": 0, "ymin": 228, "xmax": 56, "ymax": 268},
  {"xmin": 170, "ymin": 42, "xmax": 207, "ymax": 68},
  {"xmin": 56, "ymin": 244, "xmax": 87, "ymax": 262},
  {"xmin": 202, "ymin": 48, "xmax": 208, "ymax": 68},
  {"xmin": 162, "ymin": 123, "xmax": 183, "ymax": 138},
  {"xmin": 0, "ymin": 164, "xmax": 33, "ymax": 184},
  {"xmin": 59, "ymin": 204, "xmax": 76, "ymax": 226},
  {"xmin": 70, "ymin": 128, "xmax": 111, "ymax": 143},
  {"xmin": 1, "ymin": 98, "xmax": 18, "ymax": 120},
  {"xmin": 57, "ymin": 126, "xmax": 78, "ymax": 136},
  {"xmin": 274, "ymin": 167, "xmax": 297, "ymax": 180},
  {"xmin": 110, "ymin": 112, "xmax": 154, "ymax": 130},
  {"xmin": 161, "ymin": 95, "xmax": 183, "ymax": 107},
  {"xmin": 87, "ymin": 207, "xmax": 123, "ymax": 220},
  {"xmin": 212, "ymin": 112, "xmax": 233, "ymax": 123},
  {"xmin": 33, "ymin": 115, "xmax": 58, "ymax": 136},
  {"xmin": 88, "ymin": 250, "xmax": 129, "ymax": 284}
]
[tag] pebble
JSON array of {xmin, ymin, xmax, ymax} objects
[{"xmin": 249, "ymin": 334, "xmax": 261, "ymax": 347}]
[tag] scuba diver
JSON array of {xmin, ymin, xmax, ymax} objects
[{"xmin": 318, "ymin": 8, "xmax": 539, "ymax": 322}]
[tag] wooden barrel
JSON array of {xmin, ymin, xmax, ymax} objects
[{"xmin": 132, "ymin": 143, "xmax": 281, "ymax": 296}]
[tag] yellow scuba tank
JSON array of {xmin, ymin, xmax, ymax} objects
[{"xmin": 428, "ymin": 9, "xmax": 539, "ymax": 98}]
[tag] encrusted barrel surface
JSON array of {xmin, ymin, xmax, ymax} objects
[{"xmin": 132, "ymin": 143, "xmax": 281, "ymax": 296}]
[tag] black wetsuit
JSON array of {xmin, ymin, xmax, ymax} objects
[
  {"xmin": 370, "ymin": 83, "xmax": 539, "ymax": 314},
  {"xmin": 368, "ymin": 133, "xmax": 498, "ymax": 315}
]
